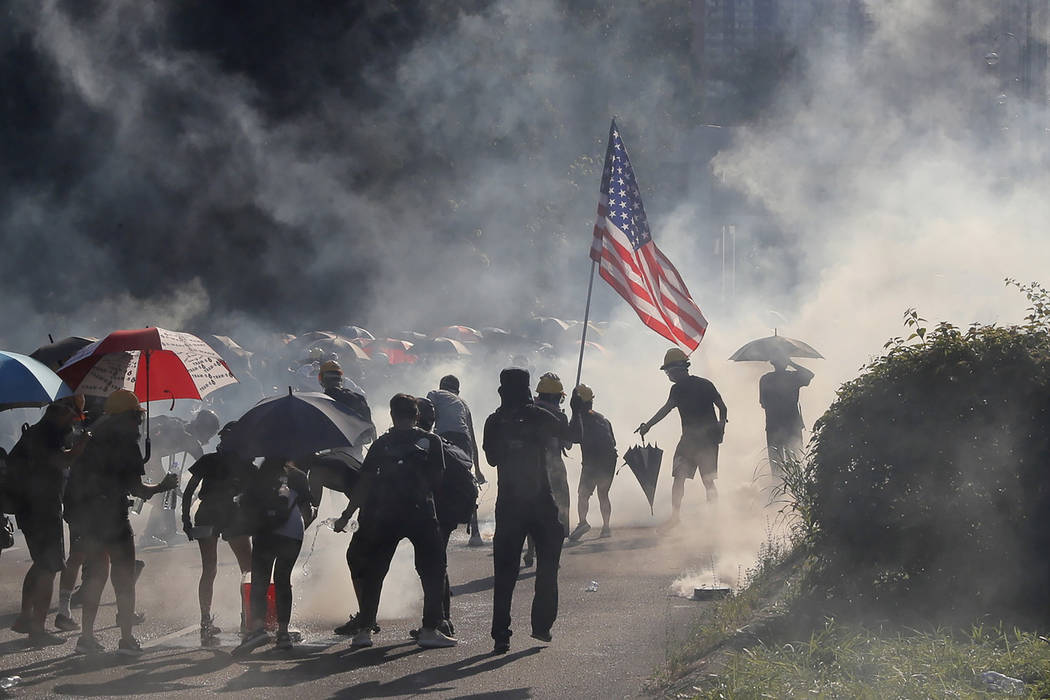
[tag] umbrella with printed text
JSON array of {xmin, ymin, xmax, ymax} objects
[{"xmin": 57, "ymin": 327, "xmax": 238, "ymax": 459}]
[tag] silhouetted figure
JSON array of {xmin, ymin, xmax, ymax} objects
[{"xmin": 760, "ymin": 355, "xmax": 813, "ymax": 477}]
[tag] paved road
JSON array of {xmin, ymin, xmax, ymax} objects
[{"xmin": 0, "ymin": 517, "xmax": 722, "ymax": 699}]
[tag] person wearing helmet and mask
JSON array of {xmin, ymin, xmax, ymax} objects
[
  {"xmin": 637, "ymin": 348, "xmax": 727, "ymax": 528},
  {"xmin": 568, "ymin": 384, "xmax": 618, "ymax": 540},
  {"xmin": 140, "ymin": 409, "xmax": 221, "ymax": 547},
  {"xmin": 64, "ymin": 390, "xmax": 179, "ymax": 655}
]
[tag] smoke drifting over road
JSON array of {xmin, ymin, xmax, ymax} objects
[{"xmin": 2, "ymin": 0, "xmax": 1046, "ymax": 617}]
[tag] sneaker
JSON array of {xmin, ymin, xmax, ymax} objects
[
  {"xmin": 438, "ymin": 619, "xmax": 455, "ymax": 637},
  {"xmin": 117, "ymin": 636, "xmax": 143, "ymax": 656},
  {"xmin": 133, "ymin": 612, "xmax": 146, "ymax": 625},
  {"xmin": 568, "ymin": 522, "xmax": 591, "ymax": 541},
  {"xmin": 28, "ymin": 631, "xmax": 67, "ymax": 647},
  {"xmin": 409, "ymin": 628, "xmax": 420, "ymax": 640},
  {"xmin": 492, "ymin": 639, "xmax": 510, "ymax": 655},
  {"xmin": 522, "ymin": 551, "xmax": 534, "ymax": 568},
  {"xmin": 55, "ymin": 614, "xmax": 80, "ymax": 632},
  {"xmin": 234, "ymin": 629, "xmax": 270, "ymax": 655},
  {"xmin": 350, "ymin": 630, "xmax": 373, "ymax": 648},
  {"xmin": 274, "ymin": 632, "xmax": 293, "ymax": 650},
  {"xmin": 201, "ymin": 617, "xmax": 221, "ymax": 646},
  {"xmin": 468, "ymin": 533, "xmax": 484, "ymax": 547},
  {"xmin": 10, "ymin": 616, "xmax": 30, "ymax": 634},
  {"xmin": 417, "ymin": 627, "xmax": 457, "ymax": 648},
  {"xmin": 530, "ymin": 629, "xmax": 553, "ymax": 643},
  {"xmin": 599, "ymin": 525, "xmax": 611, "ymax": 538},
  {"xmin": 335, "ymin": 614, "xmax": 379, "ymax": 636},
  {"xmin": 74, "ymin": 635, "xmax": 105, "ymax": 655}
]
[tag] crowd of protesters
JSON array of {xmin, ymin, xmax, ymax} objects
[{"xmin": 0, "ymin": 322, "xmax": 814, "ymax": 659}]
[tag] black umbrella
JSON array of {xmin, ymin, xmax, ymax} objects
[
  {"xmin": 224, "ymin": 389, "xmax": 373, "ymax": 459},
  {"xmin": 623, "ymin": 442, "xmax": 663, "ymax": 515},
  {"xmin": 29, "ymin": 336, "xmax": 97, "ymax": 371}
]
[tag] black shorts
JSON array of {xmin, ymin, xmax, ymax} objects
[
  {"xmin": 672, "ymin": 436, "xmax": 718, "ymax": 480},
  {"xmin": 77, "ymin": 519, "xmax": 135, "ymax": 558},
  {"xmin": 19, "ymin": 519, "xmax": 65, "ymax": 573}
]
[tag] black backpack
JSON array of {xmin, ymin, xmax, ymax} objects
[
  {"xmin": 244, "ymin": 474, "xmax": 294, "ymax": 532},
  {"xmin": 436, "ymin": 439, "xmax": 479, "ymax": 526}
]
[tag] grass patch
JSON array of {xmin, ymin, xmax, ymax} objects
[{"xmin": 690, "ymin": 621, "xmax": 1050, "ymax": 699}]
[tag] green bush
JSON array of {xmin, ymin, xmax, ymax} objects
[{"xmin": 805, "ymin": 281, "xmax": 1050, "ymax": 621}]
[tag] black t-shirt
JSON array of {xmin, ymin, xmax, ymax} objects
[
  {"xmin": 64, "ymin": 417, "xmax": 144, "ymax": 528},
  {"xmin": 483, "ymin": 402, "xmax": 560, "ymax": 502},
  {"xmin": 759, "ymin": 370, "xmax": 807, "ymax": 431},
  {"xmin": 189, "ymin": 451, "xmax": 252, "ymax": 505},
  {"xmin": 668, "ymin": 376, "xmax": 722, "ymax": 440},
  {"xmin": 10, "ymin": 418, "xmax": 70, "ymax": 524}
]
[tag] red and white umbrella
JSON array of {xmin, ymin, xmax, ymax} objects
[
  {"xmin": 58, "ymin": 327, "xmax": 237, "ymax": 401},
  {"xmin": 58, "ymin": 327, "xmax": 238, "ymax": 460}
]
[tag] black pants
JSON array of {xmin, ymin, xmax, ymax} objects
[
  {"xmin": 250, "ymin": 532, "xmax": 302, "ymax": 630},
  {"xmin": 491, "ymin": 494, "xmax": 564, "ymax": 643},
  {"xmin": 347, "ymin": 514, "xmax": 446, "ymax": 630},
  {"xmin": 441, "ymin": 525, "xmax": 455, "ymax": 622}
]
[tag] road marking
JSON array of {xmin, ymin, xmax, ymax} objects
[{"xmin": 144, "ymin": 624, "xmax": 198, "ymax": 648}]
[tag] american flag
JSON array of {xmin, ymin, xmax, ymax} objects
[{"xmin": 590, "ymin": 119, "xmax": 708, "ymax": 351}]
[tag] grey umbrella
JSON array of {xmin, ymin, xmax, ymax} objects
[{"xmin": 729, "ymin": 331, "xmax": 823, "ymax": 362}]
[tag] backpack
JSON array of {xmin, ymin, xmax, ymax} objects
[
  {"xmin": 436, "ymin": 439, "xmax": 479, "ymax": 526},
  {"xmin": 244, "ymin": 474, "xmax": 294, "ymax": 532}
]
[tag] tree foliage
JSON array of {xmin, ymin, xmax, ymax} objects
[{"xmin": 804, "ymin": 280, "xmax": 1050, "ymax": 621}]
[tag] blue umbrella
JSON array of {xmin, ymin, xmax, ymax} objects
[
  {"xmin": 0, "ymin": 351, "xmax": 74, "ymax": 410},
  {"xmin": 224, "ymin": 389, "xmax": 373, "ymax": 459}
]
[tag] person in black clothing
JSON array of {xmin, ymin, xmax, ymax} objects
[
  {"xmin": 413, "ymin": 396, "xmax": 474, "ymax": 639},
  {"xmin": 332, "ymin": 393, "xmax": 455, "ymax": 649},
  {"xmin": 638, "ymin": 348, "xmax": 727, "ymax": 527},
  {"xmin": 236, "ymin": 457, "xmax": 314, "ymax": 653},
  {"xmin": 567, "ymin": 384, "xmax": 618, "ymax": 541},
  {"xmin": 182, "ymin": 421, "xmax": 254, "ymax": 646},
  {"xmin": 64, "ymin": 390, "xmax": 178, "ymax": 656},
  {"xmin": 759, "ymin": 354, "xmax": 814, "ymax": 477},
  {"xmin": 8, "ymin": 396, "xmax": 88, "ymax": 646},
  {"xmin": 483, "ymin": 368, "xmax": 565, "ymax": 655}
]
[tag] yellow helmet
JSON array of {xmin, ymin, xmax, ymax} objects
[
  {"xmin": 660, "ymin": 347, "xmax": 690, "ymax": 370},
  {"xmin": 319, "ymin": 360, "xmax": 343, "ymax": 375},
  {"xmin": 104, "ymin": 389, "xmax": 144, "ymax": 415},
  {"xmin": 574, "ymin": 384, "xmax": 594, "ymax": 403},
  {"xmin": 536, "ymin": 372, "xmax": 564, "ymax": 396}
]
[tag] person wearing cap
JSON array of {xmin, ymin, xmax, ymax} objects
[
  {"xmin": 568, "ymin": 384, "xmax": 618, "ymax": 540},
  {"xmin": 637, "ymin": 348, "xmax": 727, "ymax": 527},
  {"xmin": 63, "ymin": 389, "xmax": 179, "ymax": 656},
  {"xmin": 181, "ymin": 421, "xmax": 255, "ymax": 646},
  {"xmin": 483, "ymin": 368, "xmax": 565, "ymax": 655},
  {"xmin": 6, "ymin": 395, "xmax": 89, "ymax": 646},
  {"xmin": 426, "ymin": 374, "xmax": 486, "ymax": 546}
]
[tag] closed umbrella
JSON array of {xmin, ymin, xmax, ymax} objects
[{"xmin": 623, "ymin": 442, "xmax": 663, "ymax": 515}]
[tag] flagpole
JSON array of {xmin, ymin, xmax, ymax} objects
[{"xmin": 574, "ymin": 259, "xmax": 597, "ymax": 388}]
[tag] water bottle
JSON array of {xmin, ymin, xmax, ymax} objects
[
  {"xmin": 585, "ymin": 580, "xmax": 599, "ymax": 592},
  {"xmin": 0, "ymin": 676, "xmax": 21, "ymax": 690},
  {"xmin": 980, "ymin": 671, "xmax": 1024, "ymax": 696}
]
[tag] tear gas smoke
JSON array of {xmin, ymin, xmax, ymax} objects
[{"xmin": 1, "ymin": 0, "xmax": 1046, "ymax": 625}]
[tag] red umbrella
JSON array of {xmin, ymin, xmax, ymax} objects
[
  {"xmin": 360, "ymin": 338, "xmax": 416, "ymax": 365},
  {"xmin": 58, "ymin": 327, "xmax": 238, "ymax": 459}
]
